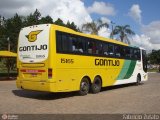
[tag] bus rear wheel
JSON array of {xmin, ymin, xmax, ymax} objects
[
  {"xmin": 79, "ymin": 77, "xmax": 90, "ymax": 96},
  {"xmin": 91, "ymin": 76, "xmax": 102, "ymax": 94}
]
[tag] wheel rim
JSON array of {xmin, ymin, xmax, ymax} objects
[
  {"xmin": 95, "ymin": 79, "xmax": 101, "ymax": 89},
  {"xmin": 81, "ymin": 82, "xmax": 88, "ymax": 92},
  {"xmin": 93, "ymin": 84, "xmax": 99, "ymax": 91},
  {"xmin": 137, "ymin": 76, "xmax": 141, "ymax": 85},
  {"xmin": 91, "ymin": 77, "xmax": 102, "ymax": 93}
]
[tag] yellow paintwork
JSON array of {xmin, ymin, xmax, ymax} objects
[
  {"xmin": 17, "ymin": 24, "xmax": 127, "ymax": 92},
  {"xmin": 27, "ymin": 30, "xmax": 42, "ymax": 42},
  {"xmin": 0, "ymin": 51, "xmax": 17, "ymax": 57}
]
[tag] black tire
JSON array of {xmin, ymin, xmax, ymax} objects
[
  {"xmin": 136, "ymin": 74, "xmax": 141, "ymax": 85},
  {"xmin": 91, "ymin": 76, "xmax": 102, "ymax": 94},
  {"xmin": 79, "ymin": 77, "xmax": 90, "ymax": 96}
]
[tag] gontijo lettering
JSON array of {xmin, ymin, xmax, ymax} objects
[
  {"xmin": 19, "ymin": 44, "xmax": 47, "ymax": 52},
  {"xmin": 95, "ymin": 59, "xmax": 120, "ymax": 66}
]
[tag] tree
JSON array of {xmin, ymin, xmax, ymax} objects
[
  {"xmin": 54, "ymin": 18, "xmax": 65, "ymax": 27},
  {"xmin": 66, "ymin": 21, "xmax": 80, "ymax": 32},
  {"xmin": 0, "ymin": 14, "xmax": 22, "ymax": 77},
  {"xmin": 0, "ymin": 16, "xmax": 6, "ymax": 50},
  {"xmin": 82, "ymin": 19, "xmax": 109, "ymax": 35},
  {"xmin": 24, "ymin": 9, "xmax": 41, "ymax": 26},
  {"xmin": 112, "ymin": 25, "xmax": 135, "ymax": 44},
  {"xmin": 4, "ymin": 13, "xmax": 23, "ymax": 52},
  {"xmin": 0, "ymin": 10, "xmax": 56, "ymax": 77},
  {"xmin": 39, "ymin": 15, "xmax": 53, "ymax": 24},
  {"xmin": 148, "ymin": 50, "xmax": 160, "ymax": 64}
]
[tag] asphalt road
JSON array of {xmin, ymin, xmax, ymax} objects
[{"xmin": 0, "ymin": 73, "xmax": 160, "ymax": 114}]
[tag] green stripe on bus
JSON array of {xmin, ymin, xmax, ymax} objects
[
  {"xmin": 117, "ymin": 60, "xmax": 131, "ymax": 80},
  {"xmin": 123, "ymin": 60, "xmax": 137, "ymax": 79}
]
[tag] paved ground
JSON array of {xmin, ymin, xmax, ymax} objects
[{"xmin": 0, "ymin": 73, "xmax": 160, "ymax": 114}]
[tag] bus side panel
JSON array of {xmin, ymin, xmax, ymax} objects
[{"xmin": 55, "ymin": 54, "xmax": 125, "ymax": 92}]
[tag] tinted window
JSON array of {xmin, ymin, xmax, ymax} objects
[
  {"xmin": 126, "ymin": 48, "xmax": 131, "ymax": 58},
  {"xmin": 71, "ymin": 36, "xmax": 85, "ymax": 53},
  {"xmin": 103, "ymin": 43, "xmax": 108, "ymax": 55},
  {"xmin": 142, "ymin": 50, "xmax": 147, "ymax": 72},
  {"xmin": 96, "ymin": 42, "xmax": 103, "ymax": 55},
  {"xmin": 134, "ymin": 49, "xmax": 141, "ymax": 60},
  {"xmin": 87, "ymin": 40, "xmax": 97, "ymax": 54},
  {"xmin": 56, "ymin": 31, "xmax": 141, "ymax": 60},
  {"xmin": 115, "ymin": 45, "xmax": 121, "ymax": 57},
  {"xmin": 108, "ymin": 44, "xmax": 114, "ymax": 56}
]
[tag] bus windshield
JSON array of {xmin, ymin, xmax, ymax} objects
[{"xmin": 142, "ymin": 50, "xmax": 147, "ymax": 73}]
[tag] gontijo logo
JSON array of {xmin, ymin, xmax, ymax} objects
[{"xmin": 25, "ymin": 30, "xmax": 42, "ymax": 42}]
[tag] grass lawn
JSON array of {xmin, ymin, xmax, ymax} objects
[{"xmin": 147, "ymin": 68, "xmax": 159, "ymax": 72}]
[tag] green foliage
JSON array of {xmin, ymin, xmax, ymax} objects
[
  {"xmin": 0, "ymin": 16, "xmax": 7, "ymax": 50},
  {"xmin": 39, "ymin": 15, "xmax": 53, "ymax": 24},
  {"xmin": 148, "ymin": 50, "xmax": 160, "ymax": 64},
  {"xmin": 0, "ymin": 9, "xmax": 81, "ymax": 76},
  {"xmin": 0, "ymin": 9, "xmax": 81, "ymax": 52},
  {"xmin": 23, "ymin": 9, "xmax": 41, "ymax": 26},
  {"xmin": 112, "ymin": 25, "xmax": 135, "ymax": 44},
  {"xmin": 54, "ymin": 18, "xmax": 65, "ymax": 26},
  {"xmin": 82, "ymin": 19, "xmax": 109, "ymax": 35},
  {"xmin": 54, "ymin": 18, "xmax": 80, "ymax": 31},
  {"xmin": 66, "ymin": 21, "xmax": 80, "ymax": 31}
]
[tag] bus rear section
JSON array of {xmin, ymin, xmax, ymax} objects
[{"xmin": 16, "ymin": 24, "xmax": 56, "ymax": 92}]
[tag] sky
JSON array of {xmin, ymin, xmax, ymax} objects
[{"xmin": 0, "ymin": 0, "xmax": 160, "ymax": 51}]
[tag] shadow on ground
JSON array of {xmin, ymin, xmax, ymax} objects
[
  {"xmin": 12, "ymin": 89, "xmax": 78, "ymax": 100},
  {"xmin": 0, "ymin": 77, "xmax": 16, "ymax": 81},
  {"xmin": 12, "ymin": 82, "xmax": 144, "ymax": 100}
]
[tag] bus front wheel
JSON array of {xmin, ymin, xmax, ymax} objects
[
  {"xmin": 79, "ymin": 77, "xmax": 90, "ymax": 96},
  {"xmin": 91, "ymin": 76, "xmax": 102, "ymax": 94},
  {"xmin": 136, "ymin": 74, "xmax": 141, "ymax": 85}
]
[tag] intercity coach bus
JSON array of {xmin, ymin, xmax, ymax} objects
[{"xmin": 16, "ymin": 24, "xmax": 148, "ymax": 95}]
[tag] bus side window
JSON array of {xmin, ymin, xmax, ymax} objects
[
  {"xmin": 134, "ymin": 49, "xmax": 141, "ymax": 60},
  {"xmin": 56, "ymin": 32, "xmax": 62, "ymax": 52},
  {"xmin": 97, "ymin": 42, "xmax": 103, "ymax": 55},
  {"xmin": 121, "ymin": 47, "xmax": 126, "ymax": 58},
  {"xmin": 87, "ymin": 40, "xmax": 93, "ymax": 54},
  {"xmin": 87, "ymin": 40, "xmax": 104, "ymax": 55},
  {"xmin": 103, "ymin": 43, "xmax": 108, "ymax": 55},
  {"xmin": 61, "ymin": 34, "xmax": 67, "ymax": 51},
  {"xmin": 77, "ymin": 37, "xmax": 85, "ymax": 53},
  {"xmin": 72, "ymin": 39, "xmax": 76, "ymax": 51},
  {"xmin": 115, "ymin": 45, "xmax": 121, "ymax": 57},
  {"xmin": 92, "ymin": 41, "xmax": 101, "ymax": 55},
  {"xmin": 92, "ymin": 41, "xmax": 97, "ymax": 54},
  {"xmin": 137, "ymin": 49, "xmax": 141, "ymax": 60},
  {"xmin": 108, "ymin": 44, "xmax": 114, "ymax": 56},
  {"xmin": 69, "ymin": 36, "xmax": 77, "ymax": 52},
  {"xmin": 77, "ymin": 42, "xmax": 84, "ymax": 53},
  {"xmin": 126, "ymin": 48, "xmax": 131, "ymax": 58},
  {"xmin": 70, "ymin": 36, "xmax": 84, "ymax": 53},
  {"xmin": 130, "ymin": 48, "xmax": 134, "ymax": 59}
]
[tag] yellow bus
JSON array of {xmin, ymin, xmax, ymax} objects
[{"xmin": 16, "ymin": 24, "xmax": 148, "ymax": 95}]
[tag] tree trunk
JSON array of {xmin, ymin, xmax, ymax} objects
[
  {"xmin": 120, "ymin": 35, "xmax": 123, "ymax": 42},
  {"xmin": 7, "ymin": 65, "xmax": 10, "ymax": 78}
]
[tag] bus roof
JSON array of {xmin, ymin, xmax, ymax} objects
[
  {"xmin": 51, "ymin": 24, "xmax": 129, "ymax": 46},
  {"xmin": 21, "ymin": 24, "xmax": 139, "ymax": 48}
]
